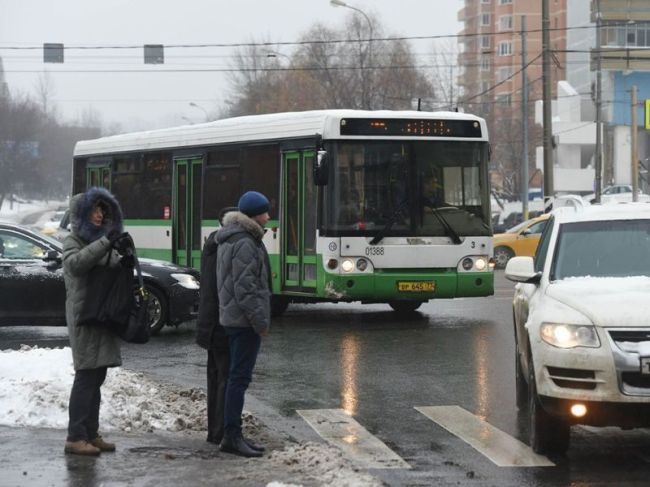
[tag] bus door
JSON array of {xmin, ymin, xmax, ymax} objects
[
  {"xmin": 86, "ymin": 163, "xmax": 111, "ymax": 189},
  {"xmin": 281, "ymin": 150, "xmax": 318, "ymax": 293},
  {"xmin": 173, "ymin": 157, "xmax": 203, "ymax": 269}
]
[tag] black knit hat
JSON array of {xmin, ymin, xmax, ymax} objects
[{"xmin": 238, "ymin": 191, "xmax": 270, "ymax": 217}]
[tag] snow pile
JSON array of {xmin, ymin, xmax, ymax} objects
[
  {"xmin": 0, "ymin": 347, "xmax": 383, "ymax": 487},
  {"xmin": 269, "ymin": 442, "xmax": 382, "ymax": 487},
  {"xmin": 0, "ymin": 346, "xmax": 207, "ymax": 432}
]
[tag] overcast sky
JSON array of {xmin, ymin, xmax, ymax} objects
[{"xmin": 0, "ymin": 0, "xmax": 461, "ymax": 131}]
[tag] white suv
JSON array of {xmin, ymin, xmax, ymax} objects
[{"xmin": 505, "ymin": 202, "xmax": 650, "ymax": 454}]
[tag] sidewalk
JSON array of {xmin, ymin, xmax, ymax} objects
[{"xmin": 0, "ymin": 395, "xmax": 383, "ymax": 487}]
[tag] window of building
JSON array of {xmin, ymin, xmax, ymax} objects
[
  {"xmin": 497, "ymin": 66, "xmax": 514, "ymax": 81},
  {"xmin": 499, "ymin": 15, "xmax": 513, "ymax": 31},
  {"xmin": 601, "ymin": 21, "xmax": 650, "ymax": 47},
  {"xmin": 498, "ymin": 41, "xmax": 513, "ymax": 56},
  {"xmin": 481, "ymin": 36, "xmax": 491, "ymax": 49},
  {"xmin": 481, "ymin": 13, "xmax": 491, "ymax": 26},
  {"xmin": 480, "ymin": 55, "xmax": 490, "ymax": 71},
  {"xmin": 499, "ymin": 0, "xmax": 512, "ymax": 4},
  {"xmin": 496, "ymin": 93, "xmax": 512, "ymax": 106}
]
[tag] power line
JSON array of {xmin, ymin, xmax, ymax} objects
[{"xmin": 0, "ymin": 21, "xmax": 637, "ymax": 52}]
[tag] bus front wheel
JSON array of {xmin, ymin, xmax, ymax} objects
[
  {"xmin": 271, "ymin": 295, "xmax": 290, "ymax": 317},
  {"xmin": 388, "ymin": 300, "xmax": 423, "ymax": 313}
]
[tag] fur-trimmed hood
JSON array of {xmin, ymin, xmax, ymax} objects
[
  {"xmin": 69, "ymin": 187, "xmax": 124, "ymax": 243},
  {"xmin": 215, "ymin": 211, "xmax": 264, "ymax": 244}
]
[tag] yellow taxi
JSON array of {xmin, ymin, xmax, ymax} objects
[{"xmin": 493, "ymin": 213, "xmax": 550, "ymax": 268}]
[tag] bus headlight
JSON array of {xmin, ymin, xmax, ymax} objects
[
  {"xmin": 458, "ymin": 255, "xmax": 491, "ymax": 272},
  {"xmin": 356, "ymin": 258, "xmax": 368, "ymax": 271},
  {"xmin": 341, "ymin": 259, "xmax": 355, "ymax": 272}
]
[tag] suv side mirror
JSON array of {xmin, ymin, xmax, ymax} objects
[
  {"xmin": 313, "ymin": 150, "xmax": 329, "ymax": 186},
  {"xmin": 505, "ymin": 256, "xmax": 541, "ymax": 284}
]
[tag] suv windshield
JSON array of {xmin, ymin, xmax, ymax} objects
[
  {"xmin": 552, "ymin": 219, "xmax": 650, "ymax": 279},
  {"xmin": 322, "ymin": 140, "xmax": 491, "ymax": 237}
]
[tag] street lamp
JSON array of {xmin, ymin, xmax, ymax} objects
[
  {"xmin": 189, "ymin": 102, "xmax": 209, "ymax": 122},
  {"xmin": 329, "ymin": 0, "xmax": 373, "ymax": 109}
]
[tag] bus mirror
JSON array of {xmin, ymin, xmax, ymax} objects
[{"xmin": 314, "ymin": 150, "xmax": 329, "ymax": 186}]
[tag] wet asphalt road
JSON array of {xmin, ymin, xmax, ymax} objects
[{"xmin": 3, "ymin": 271, "xmax": 650, "ymax": 485}]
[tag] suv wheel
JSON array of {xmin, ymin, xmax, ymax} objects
[
  {"xmin": 528, "ymin": 361, "xmax": 570, "ymax": 454},
  {"xmin": 515, "ymin": 341, "xmax": 528, "ymax": 410}
]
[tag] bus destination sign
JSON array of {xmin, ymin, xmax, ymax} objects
[{"xmin": 339, "ymin": 118, "xmax": 482, "ymax": 138}]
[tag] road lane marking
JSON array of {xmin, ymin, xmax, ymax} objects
[
  {"xmin": 297, "ymin": 408, "xmax": 410, "ymax": 469},
  {"xmin": 415, "ymin": 405, "xmax": 555, "ymax": 467}
]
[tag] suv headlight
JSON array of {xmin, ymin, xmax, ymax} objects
[
  {"xmin": 540, "ymin": 323, "xmax": 600, "ymax": 349},
  {"xmin": 171, "ymin": 273, "xmax": 200, "ymax": 290}
]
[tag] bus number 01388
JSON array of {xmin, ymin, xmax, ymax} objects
[{"xmin": 365, "ymin": 247, "xmax": 384, "ymax": 256}]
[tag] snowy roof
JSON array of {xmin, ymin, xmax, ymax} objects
[
  {"xmin": 553, "ymin": 201, "xmax": 650, "ymax": 224},
  {"xmin": 74, "ymin": 109, "xmax": 487, "ymax": 157}
]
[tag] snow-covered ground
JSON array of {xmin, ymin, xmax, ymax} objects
[
  {"xmin": 0, "ymin": 346, "xmax": 381, "ymax": 487},
  {"xmin": 0, "ymin": 198, "xmax": 68, "ymax": 226}
]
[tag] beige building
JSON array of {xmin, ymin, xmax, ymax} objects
[{"xmin": 457, "ymin": 0, "xmax": 567, "ymax": 196}]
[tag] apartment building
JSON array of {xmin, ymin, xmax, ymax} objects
[{"xmin": 457, "ymin": 0, "xmax": 567, "ymax": 196}]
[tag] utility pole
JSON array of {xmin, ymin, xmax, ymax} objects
[
  {"xmin": 594, "ymin": 0, "xmax": 603, "ymax": 203},
  {"xmin": 521, "ymin": 15, "xmax": 529, "ymax": 220},
  {"xmin": 631, "ymin": 85, "xmax": 639, "ymax": 202},
  {"xmin": 542, "ymin": 0, "xmax": 554, "ymax": 211}
]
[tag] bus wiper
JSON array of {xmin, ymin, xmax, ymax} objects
[
  {"xmin": 369, "ymin": 199, "xmax": 409, "ymax": 245},
  {"xmin": 429, "ymin": 205, "xmax": 462, "ymax": 244}
]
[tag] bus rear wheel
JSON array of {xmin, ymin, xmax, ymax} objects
[{"xmin": 388, "ymin": 300, "xmax": 424, "ymax": 313}]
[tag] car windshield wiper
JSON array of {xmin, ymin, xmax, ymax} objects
[
  {"xmin": 427, "ymin": 204, "xmax": 462, "ymax": 245},
  {"xmin": 369, "ymin": 199, "xmax": 409, "ymax": 245}
]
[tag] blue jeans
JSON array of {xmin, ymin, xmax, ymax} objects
[{"xmin": 223, "ymin": 327, "xmax": 261, "ymax": 438}]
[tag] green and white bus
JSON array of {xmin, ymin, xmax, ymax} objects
[{"xmin": 73, "ymin": 110, "xmax": 494, "ymax": 315}]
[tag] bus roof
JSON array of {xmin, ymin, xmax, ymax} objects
[{"xmin": 74, "ymin": 109, "xmax": 488, "ymax": 157}]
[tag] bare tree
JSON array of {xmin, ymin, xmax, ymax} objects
[
  {"xmin": 0, "ymin": 94, "xmax": 42, "ymax": 208},
  {"xmin": 428, "ymin": 39, "xmax": 459, "ymax": 110},
  {"xmin": 224, "ymin": 13, "xmax": 435, "ymax": 116}
]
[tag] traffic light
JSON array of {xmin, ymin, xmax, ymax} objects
[
  {"xmin": 144, "ymin": 44, "xmax": 164, "ymax": 64},
  {"xmin": 43, "ymin": 43, "xmax": 64, "ymax": 63},
  {"xmin": 645, "ymin": 99, "xmax": 650, "ymax": 130}
]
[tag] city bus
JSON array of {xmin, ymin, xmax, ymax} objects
[{"xmin": 73, "ymin": 110, "xmax": 494, "ymax": 315}]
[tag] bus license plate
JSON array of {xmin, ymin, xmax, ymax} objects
[{"xmin": 397, "ymin": 281, "xmax": 435, "ymax": 292}]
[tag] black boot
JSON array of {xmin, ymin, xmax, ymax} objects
[
  {"xmin": 243, "ymin": 437, "xmax": 265, "ymax": 452},
  {"xmin": 220, "ymin": 433, "xmax": 263, "ymax": 458}
]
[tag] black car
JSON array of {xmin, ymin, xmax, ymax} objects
[{"xmin": 0, "ymin": 222, "xmax": 199, "ymax": 335}]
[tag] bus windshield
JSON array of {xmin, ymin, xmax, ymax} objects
[{"xmin": 322, "ymin": 140, "xmax": 491, "ymax": 238}]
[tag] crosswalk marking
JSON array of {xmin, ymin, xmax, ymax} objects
[
  {"xmin": 296, "ymin": 408, "xmax": 411, "ymax": 469},
  {"xmin": 415, "ymin": 405, "xmax": 555, "ymax": 467}
]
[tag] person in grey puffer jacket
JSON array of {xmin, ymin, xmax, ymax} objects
[
  {"xmin": 216, "ymin": 191, "xmax": 271, "ymax": 458},
  {"xmin": 63, "ymin": 187, "xmax": 133, "ymax": 457}
]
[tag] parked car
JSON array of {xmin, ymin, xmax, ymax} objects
[
  {"xmin": 493, "ymin": 213, "xmax": 550, "ymax": 268},
  {"xmin": 0, "ymin": 222, "xmax": 199, "ymax": 335},
  {"xmin": 505, "ymin": 202, "xmax": 650, "ymax": 454},
  {"xmin": 583, "ymin": 184, "xmax": 649, "ymax": 204}
]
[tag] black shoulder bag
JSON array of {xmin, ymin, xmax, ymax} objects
[{"xmin": 78, "ymin": 246, "xmax": 151, "ymax": 344}]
